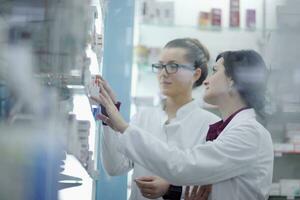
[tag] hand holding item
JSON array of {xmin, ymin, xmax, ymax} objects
[
  {"xmin": 88, "ymin": 75, "xmax": 101, "ymax": 105},
  {"xmin": 90, "ymin": 80, "xmax": 128, "ymax": 133},
  {"xmin": 135, "ymin": 176, "xmax": 170, "ymax": 199},
  {"xmin": 96, "ymin": 75, "xmax": 118, "ymax": 104}
]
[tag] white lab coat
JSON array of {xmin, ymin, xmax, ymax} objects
[
  {"xmin": 117, "ymin": 109, "xmax": 274, "ymax": 200},
  {"xmin": 101, "ymin": 100, "xmax": 220, "ymax": 200}
]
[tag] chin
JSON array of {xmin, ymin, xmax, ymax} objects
[
  {"xmin": 160, "ymin": 87, "xmax": 169, "ymax": 94},
  {"xmin": 162, "ymin": 91, "xmax": 172, "ymax": 97},
  {"xmin": 161, "ymin": 89, "xmax": 175, "ymax": 98},
  {"xmin": 203, "ymin": 94, "xmax": 215, "ymax": 105}
]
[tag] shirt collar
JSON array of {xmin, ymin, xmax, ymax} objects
[
  {"xmin": 206, "ymin": 107, "xmax": 251, "ymax": 141},
  {"xmin": 160, "ymin": 99, "xmax": 199, "ymax": 124},
  {"xmin": 222, "ymin": 107, "xmax": 251, "ymax": 128},
  {"xmin": 175, "ymin": 100, "xmax": 198, "ymax": 119}
]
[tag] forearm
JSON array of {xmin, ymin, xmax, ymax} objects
[
  {"xmin": 101, "ymin": 126, "xmax": 133, "ymax": 175},
  {"xmin": 118, "ymin": 125, "xmax": 258, "ymax": 185}
]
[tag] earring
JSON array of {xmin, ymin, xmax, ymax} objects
[
  {"xmin": 228, "ymin": 81, "xmax": 235, "ymax": 96},
  {"xmin": 229, "ymin": 81, "xmax": 235, "ymax": 96},
  {"xmin": 229, "ymin": 86, "xmax": 235, "ymax": 96}
]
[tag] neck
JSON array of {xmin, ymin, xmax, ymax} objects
[
  {"xmin": 165, "ymin": 95, "xmax": 193, "ymax": 118},
  {"xmin": 218, "ymin": 95, "xmax": 248, "ymax": 121}
]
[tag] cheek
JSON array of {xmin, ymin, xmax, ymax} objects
[
  {"xmin": 210, "ymin": 77, "xmax": 229, "ymax": 95},
  {"xmin": 157, "ymin": 73, "xmax": 164, "ymax": 84},
  {"xmin": 175, "ymin": 72, "xmax": 194, "ymax": 86}
]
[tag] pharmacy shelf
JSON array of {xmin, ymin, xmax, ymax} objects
[
  {"xmin": 139, "ymin": 23, "xmax": 278, "ymax": 32},
  {"xmin": 59, "ymin": 155, "xmax": 93, "ymax": 200},
  {"xmin": 274, "ymin": 151, "xmax": 300, "ymax": 157},
  {"xmin": 70, "ymin": 94, "xmax": 99, "ymax": 179},
  {"xmin": 137, "ymin": 23, "xmax": 265, "ymax": 50},
  {"xmin": 269, "ymin": 196, "xmax": 300, "ymax": 200},
  {"xmin": 274, "ymin": 143, "xmax": 300, "ymax": 157}
]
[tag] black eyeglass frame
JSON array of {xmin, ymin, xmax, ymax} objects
[{"xmin": 151, "ymin": 63, "xmax": 195, "ymax": 74}]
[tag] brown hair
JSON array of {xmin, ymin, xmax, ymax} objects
[{"xmin": 164, "ymin": 38, "xmax": 210, "ymax": 88}]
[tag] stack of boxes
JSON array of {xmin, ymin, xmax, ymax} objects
[
  {"xmin": 67, "ymin": 113, "xmax": 98, "ymax": 179},
  {"xmin": 286, "ymin": 122, "xmax": 300, "ymax": 154},
  {"xmin": 139, "ymin": 0, "xmax": 174, "ymax": 25},
  {"xmin": 76, "ymin": 119, "xmax": 91, "ymax": 167},
  {"xmin": 198, "ymin": 8, "xmax": 222, "ymax": 29},
  {"xmin": 270, "ymin": 180, "xmax": 300, "ymax": 198}
]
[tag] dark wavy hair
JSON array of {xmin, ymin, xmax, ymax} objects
[
  {"xmin": 216, "ymin": 50, "xmax": 268, "ymax": 118},
  {"xmin": 164, "ymin": 38, "xmax": 210, "ymax": 88}
]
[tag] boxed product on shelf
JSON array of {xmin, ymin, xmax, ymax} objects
[
  {"xmin": 229, "ymin": 0, "xmax": 240, "ymax": 27},
  {"xmin": 198, "ymin": 12, "xmax": 210, "ymax": 28},
  {"xmin": 140, "ymin": 0, "xmax": 156, "ymax": 24},
  {"xmin": 211, "ymin": 8, "xmax": 222, "ymax": 27},
  {"xmin": 273, "ymin": 143, "xmax": 294, "ymax": 152},
  {"xmin": 246, "ymin": 9, "xmax": 256, "ymax": 29},
  {"xmin": 156, "ymin": 1, "xmax": 174, "ymax": 25},
  {"xmin": 270, "ymin": 183, "xmax": 280, "ymax": 196},
  {"xmin": 77, "ymin": 119, "xmax": 91, "ymax": 131},
  {"xmin": 66, "ymin": 113, "xmax": 91, "ymax": 168},
  {"xmin": 139, "ymin": 0, "xmax": 174, "ymax": 25},
  {"xmin": 66, "ymin": 113, "xmax": 78, "ymax": 154},
  {"xmin": 93, "ymin": 33, "xmax": 103, "ymax": 62},
  {"xmin": 280, "ymin": 179, "xmax": 300, "ymax": 197}
]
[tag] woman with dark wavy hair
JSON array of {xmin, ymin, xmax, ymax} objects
[{"xmin": 94, "ymin": 50, "xmax": 273, "ymax": 200}]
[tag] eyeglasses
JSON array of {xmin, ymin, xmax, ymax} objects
[{"xmin": 151, "ymin": 63, "xmax": 195, "ymax": 74}]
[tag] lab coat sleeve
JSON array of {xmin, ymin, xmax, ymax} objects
[
  {"xmin": 118, "ymin": 122, "xmax": 260, "ymax": 185},
  {"xmin": 101, "ymin": 125, "xmax": 134, "ymax": 176}
]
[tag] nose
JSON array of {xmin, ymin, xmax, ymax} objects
[{"xmin": 159, "ymin": 66, "xmax": 169, "ymax": 77}]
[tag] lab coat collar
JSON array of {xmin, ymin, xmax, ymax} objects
[
  {"xmin": 222, "ymin": 108, "xmax": 256, "ymax": 132},
  {"xmin": 175, "ymin": 100, "xmax": 199, "ymax": 119},
  {"xmin": 159, "ymin": 99, "xmax": 199, "ymax": 124},
  {"xmin": 206, "ymin": 107, "xmax": 250, "ymax": 141}
]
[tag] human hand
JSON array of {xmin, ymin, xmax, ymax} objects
[
  {"xmin": 96, "ymin": 75, "xmax": 118, "ymax": 104},
  {"xmin": 90, "ymin": 83, "xmax": 128, "ymax": 133},
  {"xmin": 184, "ymin": 185, "xmax": 211, "ymax": 200},
  {"xmin": 135, "ymin": 176, "xmax": 170, "ymax": 199}
]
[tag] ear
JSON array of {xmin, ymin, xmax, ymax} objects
[
  {"xmin": 226, "ymin": 76, "xmax": 234, "ymax": 87},
  {"xmin": 193, "ymin": 68, "xmax": 202, "ymax": 82},
  {"xmin": 228, "ymin": 78, "xmax": 237, "ymax": 96}
]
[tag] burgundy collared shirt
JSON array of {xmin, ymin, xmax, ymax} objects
[{"xmin": 206, "ymin": 107, "xmax": 250, "ymax": 141}]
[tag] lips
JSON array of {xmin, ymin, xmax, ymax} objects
[{"xmin": 161, "ymin": 81, "xmax": 172, "ymax": 85}]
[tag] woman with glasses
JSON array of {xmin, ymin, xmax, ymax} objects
[
  {"xmin": 93, "ymin": 50, "xmax": 274, "ymax": 200},
  {"xmin": 94, "ymin": 38, "xmax": 220, "ymax": 200}
]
